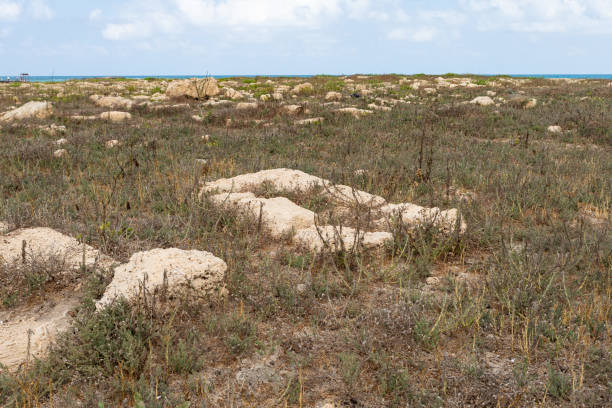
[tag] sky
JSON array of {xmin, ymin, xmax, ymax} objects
[{"xmin": 1, "ymin": 0, "xmax": 612, "ymax": 76}]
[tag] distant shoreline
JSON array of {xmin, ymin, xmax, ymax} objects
[{"xmin": 1, "ymin": 74, "xmax": 612, "ymax": 83}]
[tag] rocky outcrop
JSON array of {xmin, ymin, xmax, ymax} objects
[{"xmin": 202, "ymin": 169, "xmax": 466, "ymax": 252}]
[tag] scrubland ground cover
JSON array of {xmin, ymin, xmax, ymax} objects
[{"xmin": 0, "ymin": 75, "xmax": 610, "ymax": 407}]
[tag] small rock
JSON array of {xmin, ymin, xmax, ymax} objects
[
  {"xmin": 201, "ymin": 134, "xmax": 210, "ymax": 142},
  {"xmin": 486, "ymin": 90, "xmax": 497, "ymax": 96},
  {"xmin": 282, "ymin": 104, "xmax": 304, "ymax": 115},
  {"xmin": 192, "ymin": 114, "xmax": 203, "ymax": 122},
  {"xmin": 53, "ymin": 149, "xmax": 68, "ymax": 158},
  {"xmin": 105, "ymin": 139, "xmax": 120, "ymax": 148},
  {"xmin": 296, "ymin": 283, "xmax": 307, "ymax": 293},
  {"xmin": 54, "ymin": 138, "xmax": 68, "ymax": 146},
  {"xmin": 426, "ymin": 276, "xmax": 440, "ymax": 286},
  {"xmin": 547, "ymin": 125, "xmax": 562, "ymax": 133}
]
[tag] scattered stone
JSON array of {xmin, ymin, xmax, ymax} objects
[
  {"xmin": 99, "ymin": 111, "xmax": 131, "ymax": 122},
  {"xmin": 165, "ymin": 78, "xmax": 220, "ymax": 99},
  {"xmin": 54, "ymin": 138, "xmax": 68, "ymax": 146},
  {"xmin": 224, "ymin": 87, "xmax": 242, "ymax": 100},
  {"xmin": 90, "ymin": 95, "xmax": 133, "ymax": 110},
  {"xmin": 105, "ymin": 139, "xmax": 120, "ymax": 148},
  {"xmin": 367, "ymin": 103, "xmax": 392, "ymax": 111},
  {"xmin": 325, "ymin": 91, "xmax": 343, "ymax": 101},
  {"xmin": 470, "ymin": 96, "xmax": 495, "ymax": 106},
  {"xmin": 259, "ymin": 94, "xmax": 271, "ymax": 102},
  {"xmin": 0, "ymin": 101, "xmax": 53, "ymax": 122},
  {"xmin": 53, "ymin": 149, "xmax": 68, "ymax": 158},
  {"xmin": 507, "ymin": 95, "xmax": 537, "ymax": 109},
  {"xmin": 236, "ymin": 102, "xmax": 258, "ymax": 110},
  {"xmin": 291, "ymin": 82, "xmax": 314, "ymax": 95},
  {"xmin": 0, "ymin": 221, "xmax": 8, "ymax": 234},
  {"xmin": 486, "ymin": 90, "xmax": 497, "ymax": 96},
  {"xmin": 282, "ymin": 105, "xmax": 304, "ymax": 115},
  {"xmin": 96, "ymin": 248, "xmax": 227, "ymax": 309},
  {"xmin": 192, "ymin": 114, "xmax": 203, "ymax": 122},
  {"xmin": 271, "ymin": 92, "xmax": 283, "ymax": 101},
  {"xmin": 39, "ymin": 124, "xmax": 66, "ymax": 136},
  {"xmin": 426, "ymin": 276, "xmax": 441, "ymax": 286},
  {"xmin": 547, "ymin": 125, "xmax": 562, "ymax": 133},
  {"xmin": 295, "ymin": 117, "xmax": 324, "ymax": 125},
  {"xmin": 335, "ymin": 107, "xmax": 373, "ymax": 118}
]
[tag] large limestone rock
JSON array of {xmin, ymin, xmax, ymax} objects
[
  {"xmin": 202, "ymin": 168, "xmax": 385, "ymax": 207},
  {"xmin": 470, "ymin": 96, "xmax": 495, "ymax": 106},
  {"xmin": 90, "ymin": 95, "xmax": 134, "ymax": 110},
  {"xmin": 210, "ymin": 192, "xmax": 316, "ymax": 238},
  {"xmin": 0, "ymin": 227, "xmax": 112, "ymax": 270},
  {"xmin": 0, "ymin": 101, "xmax": 53, "ymax": 122},
  {"xmin": 165, "ymin": 78, "xmax": 220, "ymax": 99},
  {"xmin": 202, "ymin": 169, "xmax": 466, "ymax": 252},
  {"xmin": 96, "ymin": 248, "xmax": 227, "ymax": 309}
]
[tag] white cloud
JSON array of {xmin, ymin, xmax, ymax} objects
[
  {"xmin": 89, "ymin": 8, "xmax": 103, "ymax": 21},
  {"xmin": 28, "ymin": 0, "xmax": 54, "ymax": 20},
  {"xmin": 0, "ymin": 0, "xmax": 21, "ymax": 20},
  {"xmin": 387, "ymin": 26, "xmax": 439, "ymax": 42},
  {"xmin": 174, "ymin": 0, "xmax": 344, "ymax": 27},
  {"xmin": 463, "ymin": 0, "xmax": 612, "ymax": 33},
  {"xmin": 103, "ymin": 22, "xmax": 151, "ymax": 40}
]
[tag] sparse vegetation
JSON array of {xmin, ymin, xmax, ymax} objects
[{"xmin": 0, "ymin": 74, "xmax": 610, "ymax": 407}]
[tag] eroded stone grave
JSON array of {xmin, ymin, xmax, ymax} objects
[{"xmin": 201, "ymin": 168, "xmax": 466, "ymax": 252}]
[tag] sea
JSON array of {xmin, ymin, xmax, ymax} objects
[{"xmin": 1, "ymin": 74, "xmax": 611, "ymax": 83}]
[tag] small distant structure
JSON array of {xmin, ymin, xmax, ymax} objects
[{"xmin": 0, "ymin": 73, "xmax": 30, "ymax": 83}]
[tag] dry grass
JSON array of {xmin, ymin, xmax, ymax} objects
[{"xmin": 0, "ymin": 75, "xmax": 610, "ymax": 407}]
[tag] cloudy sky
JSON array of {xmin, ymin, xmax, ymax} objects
[{"xmin": 1, "ymin": 0, "xmax": 611, "ymax": 75}]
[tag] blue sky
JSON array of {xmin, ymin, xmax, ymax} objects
[{"xmin": 1, "ymin": 0, "xmax": 611, "ymax": 75}]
